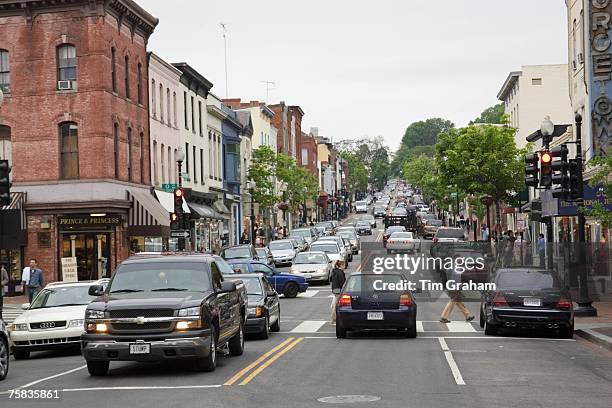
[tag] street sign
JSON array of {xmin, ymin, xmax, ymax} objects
[
  {"xmin": 170, "ymin": 230, "xmax": 190, "ymax": 238},
  {"xmin": 162, "ymin": 183, "xmax": 178, "ymax": 192},
  {"xmin": 450, "ymin": 192, "xmax": 458, "ymax": 198}
]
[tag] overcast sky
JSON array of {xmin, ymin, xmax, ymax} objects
[{"xmin": 146, "ymin": 0, "xmax": 568, "ymax": 150}]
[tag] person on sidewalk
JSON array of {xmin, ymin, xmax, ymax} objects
[
  {"xmin": 537, "ymin": 233, "xmax": 546, "ymax": 267},
  {"xmin": 440, "ymin": 289, "xmax": 474, "ymax": 323},
  {"xmin": 22, "ymin": 259, "xmax": 44, "ymax": 303},
  {"xmin": 0, "ymin": 264, "xmax": 8, "ymax": 321},
  {"xmin": 330, "ymin": 261, "xmax": 346, "ymax": 324}
]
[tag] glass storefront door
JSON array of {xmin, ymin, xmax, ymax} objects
[{"xmin": 62, "ymin": 233, "xmax": 110, "ymax": 280}]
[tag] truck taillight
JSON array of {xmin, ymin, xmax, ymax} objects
[
  {"xmin": 399, "ymin": 294, "xmax": 413, "ymax": 307},
  {"xmin": 337, "ymin": 294, "xmax": 352, "ymax": 307},
  {"xmin": 492, "ymin": 292, "xmax": 508, "ymax": 307}
]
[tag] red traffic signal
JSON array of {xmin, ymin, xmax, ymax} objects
[
  {"xmin": 541, "ymin": 152, "xmax": 552, "ymax": 164},
  {"xmin": 174, "ymin": 188, "xmax": 184, "ymax": 198}
]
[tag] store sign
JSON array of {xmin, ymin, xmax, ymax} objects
[
  {"xmin": 61, "ymin": 257, "xmax": 78, "ymax": 282},
  {"xmin": 589, "ymin": 0, "xmax": 612, "ymax": 156},
  {"xmin": 58, "ymin": 214, "xmax": 122, "ymax": 229},
  {"xmin": 559, "ymin": 183, "xmax": 612, "ymax": 215}
]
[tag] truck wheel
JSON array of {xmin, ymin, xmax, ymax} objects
[
  {"xmin": 228, "ymin": 322, "xmax": 244, "ymax": 356},
  {"xmin": 194, "ymin": 327, "xmax": 217, "ymax": 372},
  {"xmin": 86, "ymin": 360, "xmax": 109, "ymax": 376},
  {"xmin": 283, "ymin": 282, "xmax": 299, "ymax": 298},
  {"xmin": 12, "ymin": 349, "xmax": 30, "ymax": 360}
]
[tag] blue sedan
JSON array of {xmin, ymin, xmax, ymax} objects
[{"xmin": 227, "ymin": 261, "xmax": 308, "ymax": 298}]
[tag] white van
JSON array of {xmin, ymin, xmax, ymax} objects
[{"xmin": 355, "ymin": 201, "xmax": 368, "ymax": 213}]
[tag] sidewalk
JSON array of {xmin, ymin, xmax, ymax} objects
[
  {"xmin": 575, "ymin": 300, "xmax": 612, "ymax": 351},
  {"xmin": 3, "ymin": 295, "xmax": 27, "ymax": 307}
]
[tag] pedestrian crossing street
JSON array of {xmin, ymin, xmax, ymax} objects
[
  {"xmin": 281, "ymin": 319, "xmax": 482, "ymax": 333},
  {"xmin": 2, "ymin": 308, "xmax": 23, "ymax": 325}
]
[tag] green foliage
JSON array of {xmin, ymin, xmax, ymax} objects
[
  {"xmin": 248, "ymin": 145, "xmax": 278, "ymax": 211},
  {"xmin": 471, "ymin": 103, "xmax": 505, "ymax": 125},
  {"xmin": 581, "ymin": 155, "xmax": 612, "ymax": 227},
  {"xmin": 341, "ymin": 152, "xmax": 368, "ymax": 195},
  {"xmin": 401, "ymin": 118, "xmax": 454, "ymax": 149},
  {"xmin": 401, "ymin": 155, "xmax": 447, "ymax": 205},
  {"xmin": 371, "ymin": 148, "xmax": 390, "ymax": 190}
]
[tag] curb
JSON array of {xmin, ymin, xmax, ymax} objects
[{"xmin": 575, "ymin": 329, "xmax": 612, "ymax": 351}]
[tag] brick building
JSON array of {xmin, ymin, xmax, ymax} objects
[
  {"xmin": 269, "ymin": 102, "xmax": 304, "ymax": 161},
  {"xmin": 300, "ymin": 131, "xmax": 318, "ymax": 176},
  {"xmin": 0, "ymin": 0, "xmax": 164, "ymax": 287}
]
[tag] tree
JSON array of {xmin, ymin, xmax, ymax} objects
[
  {"xmin": 401, "ymin": 118, "xmax": 454, "ymax": 149},
  {"xmin": 370, "ymin": 148, "xmax": 390, "ymax": 190},
  {"xmin": 581, "ymin": 155, "xmax": 612, "ymax": 228},
  {"xmin": 341, "ymin": 152, "xmax": 368, "ymax": 196},
  {"xmin": 248, "ymin": 145, "xmax": 278, "ymax": 211},
  {"xmin": 276, "ymin": 153, "xmax": 319, "ymax": 212},
  {"xmin": 435, "ymin": 124, "xmax": 528, "ymax": 228},
  {"xmin": 471, "ymin": 103, "xmax": 505, "ymax": 125}
]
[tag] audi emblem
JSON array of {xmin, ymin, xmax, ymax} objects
[{"xmin": 39, "ymin": 322, "xmax": 56, "ymax": 329}]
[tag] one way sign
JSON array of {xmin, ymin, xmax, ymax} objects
[{"xmin": 170, "ymin": 230, "xmax": 190, "ymax": 238}]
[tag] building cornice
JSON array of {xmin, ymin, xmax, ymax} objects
[
  {"xmin": 207, "ymin": 104, "xmax": 227, "ymax": 120},
  {"xmin": 173, "ymin": 62, "xmax": 214, "ymax": 98},
  {"xmin": 497, "ymin": 71, "xmax": 522, "ymax": 101}
]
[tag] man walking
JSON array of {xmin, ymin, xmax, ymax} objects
[
  {"xmin": 330, "ymin": 261, "xmax": 346, "ymax": 324},
  {"xmin": 0, "ymin": 264, "xmax": 8, "ymax": 321},
  {"xmin": 22, "ymin": 259, "xmax": 44, "ymax": 303},
  {"xmin": 440, "ymin": 289, "xmax": 474, "ymax": 323},
  {"xmin": 537, "ymin": 233, "xmax": 546, "ymax": 267}
]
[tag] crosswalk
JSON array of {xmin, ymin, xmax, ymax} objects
[
  {"xmin": 284, "ymin": 319, "xmax": 482, "ymax": 333},
  {"xmin": 2, "ymin": 308, "xmax": 23, "ymax": 325}
]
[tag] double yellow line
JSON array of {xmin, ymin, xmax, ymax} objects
[{"xmin": 224, "ymin": 337, "xmax": 304, "ymax": 386}]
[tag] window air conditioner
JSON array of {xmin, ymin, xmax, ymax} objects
[{"xmin": 58, "ymin": 80, "xmax": 73, "ymax": 90}]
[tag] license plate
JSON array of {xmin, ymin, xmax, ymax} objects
[
  {"xmin": 523, "ymin": 298, "xmax": 541, "ymax": 307},
  {"xmin": 367, "ymin": 312, "xmax": 384, "ymax": 320},
  {"xmin": 303, "ymin": 274, "xmax": 312, "ymax": 279},
  {"xmin": 129, "ymin": 343, "xmax": 151, "ymax": 354}
]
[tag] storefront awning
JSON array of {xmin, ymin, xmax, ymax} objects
[
  {"xmin": 214, "ymin": 201, "xmax": 231, "ymax": 215},
  {"xmin": 127, "ymin": 189, "xmax": 171, "ymax": 237},
  {"xmin": 188, "ymin": 202, "xmax": 229, "ymax": 221},
  {"xmin": 154, "ymin": 190, "xmax": 190, "ymax": 214}
]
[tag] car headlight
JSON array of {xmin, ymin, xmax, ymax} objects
[
  {"xmin": 86, "ymin": 310, "xmax": 105, "ymax": 319},
  {"xmin": 178, "ymin": 307, "xmax": 200, "ymax": 317},
  {"xmin": 69, "ymin": 319, "xmax": 84, "ymax": 328},
  {"xmin": 317, "ymin": 268, "xmax": 327, "ymax": 274},
  {"xmin": 10, "ymin": 323, "xmax": 28, "ymax": 331}
]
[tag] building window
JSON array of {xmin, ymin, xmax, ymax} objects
[
  {"xmin": 140, "ymin": 132, "xmax": 144, "ymax": 184},
  {"xmin": 59, "ymin": 122, "xmax": 79, "ymax": 179},
  {"xmin": 124, "ymin": 56, "xmax": 130, "ymax": 99},
  {"xmin": 0, "ymin": 49, "xmax": 9, "ymax": 93},
  {"xmin": 184, "ymin": 91, "xmax": 188, "ymax": 129},
  {"xmin": 151, "ymin": 79, "xmax": 156, "ymax": 117},
  {"xmin": 200, "ymin": 148, "xmax": 204, "ymax": 184},
  {"xmin": 167, "ymin": 88, "xmax": 171, "ymax": 126},
  {"xmin": 160, "ymin": 143, "xmax": 165, "ymax": 184},
  {"xmin": 193, "ymin": 145, "xmax": 197, "ymax": 183},
  {"xmin": 301, "ymin": 148, "xmax": 308, "ymax": 165},
  {"xmin": 198, "ymin": 101, "xmax": 202, "ymax": 135},
  {"xmin": 209, "ymin": 131, "xmax": 213, "ymax": 178},
  {"xmin": 159, "ymin": 83, "xmax": 164, "ymax": 123},
  {"xmin": 111, "ymin": 47, "xmax": 117, "ymax": 92},
  {"xmin": 137, "ymin": 63, "xmax": 142, "ymax": 104},
  {"xmin": 127, "ymin": 127, "xmax": 132, "ymax": 181},
  {"xmin": 191, "ymin": 96, "xmax": 195, "ymax": 133},
  {"xmin": 168, "ymin": 146, "xmax": 172, "ymax": 183},
  {"xmin": 173, "ymin": 92, "xmax": 177, "ymax": 126},
  {"xmin": 57, "ymin": 44, "xmax": 77, "ymax": 84},
  {"xmin": 0, "ymin": 126, "xmax": 12, "ymax": 169},
  {"xmin": 185, "ymin": 142, "xmax": 189, "ymax": 177},
  {"xmin": 532, "ymin": 78, "xmax": 542, "ymax": 85},
  {"xmin": 218, "ymin": 138, "xmax": 222, "ymax": 180},
  {"xmin": 113, "ymin": 123, "xmax": 119, "ymax": 178},
  {"xmin": 153, "ymin": 141, "xmax": 158, "ymax": 185}
]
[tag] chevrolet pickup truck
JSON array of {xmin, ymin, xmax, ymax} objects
[{"xmin": 81, "ymin": 253, "xmax": 247, "ymax": 376}]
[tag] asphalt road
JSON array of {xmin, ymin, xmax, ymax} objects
[{"xmin": 1, "ymin": 212, "xmax": 611, "ymax": 407}]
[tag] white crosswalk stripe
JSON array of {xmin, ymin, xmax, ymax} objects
[
  {"xmin": 286, "ymin": 320, "xmax": 481, "ymax": 333},
  {"xmin": 290, "ymin": 320, "xmax": 327, "ymax": 333},
  {"xmin": 299, "ymin": 290, "xmax": 320, "ymax": 298},
  {"xmin": 2, "ymin": 308, "xmax": 24, "ymax": 324}
]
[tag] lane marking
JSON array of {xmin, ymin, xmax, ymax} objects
[
  {"xmin": 223, "ymin": 337, "xmax": 295, "ymax": 385},
  {"xmin": 290, "ymin": 320, "xmax": 327, "ymax": 333},
  {"xmin": 299, "ymin": 335, "xmax": 576, "ymax": 341},
  {"xmin": 416, "ymin": 321, "xmax": 424, "ymax": 333},
  {"xmin": 239, "ymin": 337, "xmax": 304, "ymax": 385},
  {"xmin": 17, "ymin": 365, "xmax": 87, "ymax": 390},
  {"xmin": 446, "ymin": 322, "xmax": 477, "ymax": 333},
  {"xmin": 300, "ymin": 290, "xmax": 320, "ymax": 298},
  {"xmin": 439, "ymin": 338, "xmax": 465, "ymax": 385},
  {"xmin": 63, "ymin": 385, "xmax": 223, "ymax": 392}
]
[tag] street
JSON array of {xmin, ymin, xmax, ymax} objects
[{"xmin": 1, "ymin": 212, "xmax": 611, "ymax": 408}]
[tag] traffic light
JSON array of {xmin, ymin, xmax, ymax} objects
[
  {"xmin": 539, "ymin": 150, "xmax": 553, "ymax": 187},
  {"xmin": 172, "ymin": 188, "xmax": 184, "ymax": 230},
  {"xmin": 170, "ymin": 212, "xmax": 180, "ymax": 230},
  {"xmin": 525, "ymin": 153, "xmax": 539, "ymax": 187},
  {"xmin": 568, "ymin": 159, "xmax": 580, "ymax": 200},
  {"xmin": 0, "ymin": 160, "xmax": 11, "ymax": 206},
  {"xmin": 551, "ymin": 144, "xmax": 569, "ymax": 199}
]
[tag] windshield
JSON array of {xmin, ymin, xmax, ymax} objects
[
  {"xmin": 356, "ymin": 222, "xmax": 369, "ymax": 228},
  {"xmin": 338, "ymin": 231, "xmax": 356, "ymax": 239},
  {"xmin": 270, "ymin": 241, "xmax": 293, "ymax": 250},
  {"xmin": 387, "ymin": 226, "xmax": 406, "ymax": 234},
  {"xmin": 109, "ymin": 262, "xmax": 211, "ymax": 292},
  {"xmin": 310, "ymin": 244, "xmax": 339, "ymax": 254},
  {"xmin": 315, "ymin": 222, "xmax": 333, "ymax": 229},
  {"xmin": 496, "ymin": 270, "xmax": 556, "ymax": 291},
  {"xmin": 239, "ymin": 277, "xmax": 263, "ymax": 295},
  {"xmin": 436, "ymin": 229, "xmax": 465, "ymax": 238},
  {"xmin": 255, "ymin": 248, "xmax": 268, "ymax": 257},
  {"xmin": 294, "ymin": 253, "xmax": 328, "ymax": 264},
  {"xmin": 223, "ymin": 247, "xmax": 252, "ymax": 259},
  {"xmin": 390, "ymin": 232, "xmax": 413, "ymax": 239},
  {"xmin": 290, "ymin": 229, "xmax": 311, "ymax": 238},
  {"xmin": 356, "ymin": 201, "xmax": 366, "ymax": 206},
  {"xmin": 30, "ymin": 285, "xmax": 97, "ymax": 309},
  {"xmin": 344, "ymin": 274, "xmax": 405, "ymax": 294},
  {"xmin": 427, "ymin": 220, "xmax": 443, "ymax": 226}
]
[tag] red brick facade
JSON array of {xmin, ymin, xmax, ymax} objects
[
  {"xmin": 268, "ymin": 102, "xmax": 304, "ymax": 161},
  {"xmin": 300, "ymin": 132, "xmax": 318, "ymax": 176}
]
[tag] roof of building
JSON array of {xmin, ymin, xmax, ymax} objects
[{"xmin": 497, "ymin": 71, "xmax": 522, "ymax": 101}]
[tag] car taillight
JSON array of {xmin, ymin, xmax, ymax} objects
[
  {"xmin": 399, "ymin": 294, "xmax": 413, "ymax": 307},
  {"xmin": 555, "ymin": 299, "xmax": 572, "ymax": 310},
  {"xmin": 492, "ymin": 292, "xmax": 508, "ymax": 307},
  {"xmin": 337, "ymin": 294, "xmax": 352, "ymax": 307}
]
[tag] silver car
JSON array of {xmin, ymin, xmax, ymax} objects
[
  {"xmin": 310, "ymin": 241, "xmax": 346, "ymax": 269},
  {"xmin": 337, "ymin": 227, "xmax": 360, "ymax": 254},
  {"xmin": 318, "ymin": 236, "xmax": 352, "ymax": 263},
  {"xmin": 290, "ymin": 251, "xmax": 333, "ymax": 283},
  {"xmin": 269, "ymin": 239, "xmax": 297, "ymax": 266}
]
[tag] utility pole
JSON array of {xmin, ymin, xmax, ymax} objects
[
  {"xmin": 261, "ymin": 80, "xmax": 275, "ymax": 103},
  {"xmin": 220, "ymin": 23, "xmax": 229, "ymax": 98}
]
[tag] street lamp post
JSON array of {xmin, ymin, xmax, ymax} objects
[
  {"xmin": 248, "ymin": 180, "xmax": 256, "ymax": 245},
  {"xmin": 279, "ymin": 182, "xmax": 288, "ymax": 233},
  {"xmin": 175, "ymin": 147, "xmax": 186, "ymax": 251},
  {"xmin": 302, "ymin": 186, "xmax": 308, "ymax": 226}
]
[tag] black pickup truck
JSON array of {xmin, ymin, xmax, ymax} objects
[{"xmin": 81, "ymin": 253, "xmax": 247, "ymax": 376}]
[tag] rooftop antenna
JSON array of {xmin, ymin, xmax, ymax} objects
[
  {"xmin": 261, "ymin": 80, "xmax": 275, "ymax": 103},
  {"xmin": 220, "ymin": 23, "xmax": 229, "ymax": 97}
]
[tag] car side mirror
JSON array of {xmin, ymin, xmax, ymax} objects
[
  {"xmin": 88, "ymin": 285, "xmax": 104, "ymax": 296},
  {"xmin": 21, "ymin": 303, "xmax": 30, "ymax": 310},
  {"xmin": 219, "ymin": 281, "xmax": 237, "ymax": 293}
]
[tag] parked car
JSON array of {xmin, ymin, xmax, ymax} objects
[
  {"xmin": 318, "ymin": 236, "xmax": 352, "ymax": 263},
  {"xmin": 289, "ymin": 227, "xmax": 317, "ymax": 246},
  {"xmin": 480, "ymin": 267, "xmax": 574, "ymax": 338},
  {"xmin": 335, "ymin": 273, "xmax": 418, "ymax": 339},
  {"xmin": 9, "ymin": 279, "xmax": 109, "ymax": 360},
  {"xmin": 386, "ymin": 231, "xmax": 421, "ymax": 254},
  {"xmin": 0, "ymin": 319, "xmax": 9, "ymax": 381},
  {"xmin": 268, "ymin": 239, "xmax": 298, "ymax": 266},
  {"xmin": 355, "ymin": 221, "xmax": 373, "ymax": 236},
  {"xmin": 225, "ymin": 274, "xmax": 280, "ymax": 339},
  {"xmin": 255, "ymin": 247, "xmax": 275, "ymax": 265},
  {"xmin": 220, "ymin": 244, "xmax": 260, "ymax": 262},
  {"xmin": 422, "ymin": 219, "xmax": 443, "ymax": 239},
  {"xmin": 355, "ymin": 200, "xmax": 368, "ymax": 213},
  {"xmin": 433, "ymin": 227, "xmax": 467, "ymax": 243},
  {"xmin": 337, "ymin": 228, "xmax": 360, "ymax": 254},
  {"xmin": 81, "ymin": 254, "xmax": 247, "ymax": 375},
  {"xmin": 227, "ymin": 260, "xmax": 308, "ymax": 298},
  {"xmin": 290, "ymin": 251, "xmax": 333, "ymax": 284},
  {"xmin": 383, "ymin": 225, "xmax": 406, "ymax": 247},
  {"xmin": 310, "ymin": 241, "xmax": 346, "ymax": 269}
]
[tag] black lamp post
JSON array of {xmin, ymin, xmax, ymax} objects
[
  {"xmin": 248, "ymin": 180, "xmax": 256, "ymax": 245},
  {"xmin": 175, "ymin": 147, "xmax": 186, "ymax": 251}
]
